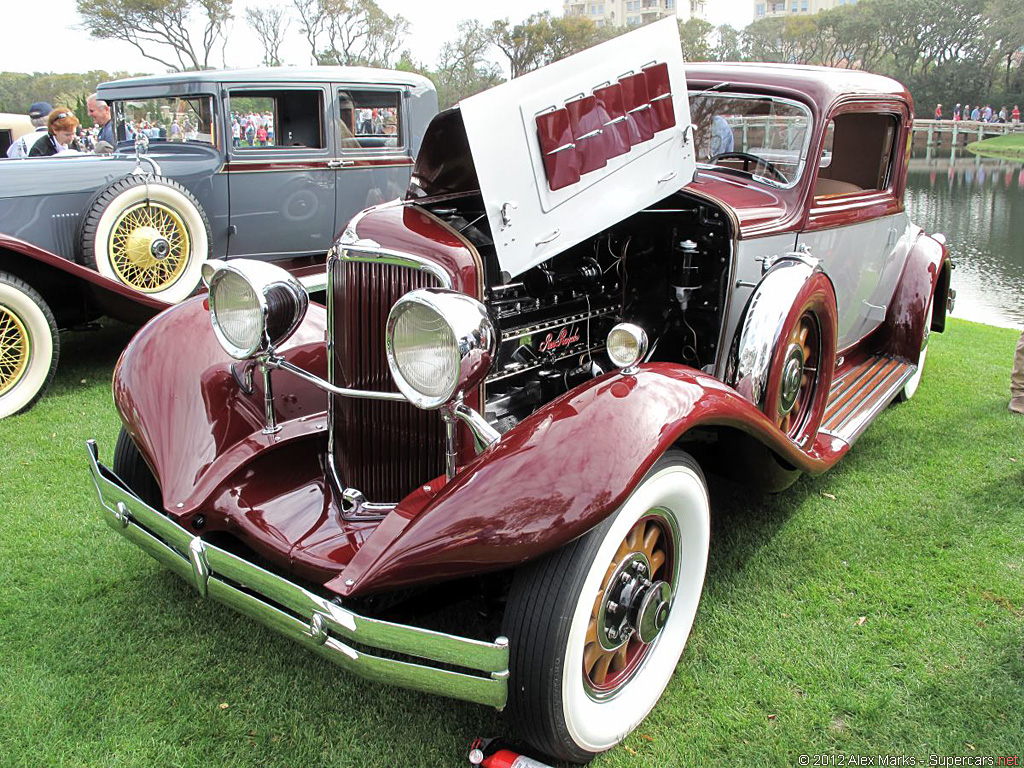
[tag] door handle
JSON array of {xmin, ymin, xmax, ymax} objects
[{"xmin": 328, "ymin": 159, "xmax": 355, "ymax": 168}]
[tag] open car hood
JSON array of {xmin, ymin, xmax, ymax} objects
[{"xmin": 458, "ymin": 17, "xmax": 696, "ymax": 279}]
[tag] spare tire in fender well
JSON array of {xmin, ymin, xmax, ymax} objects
[{"xmin": 79, "ymin": 174, "xmax": 211, "ymax": 304}]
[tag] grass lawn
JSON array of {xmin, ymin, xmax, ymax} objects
[
  {"xmin": 0, "ymin": 318, "xmax": 1022, "ymax": 766},
  {"xmin": 967, "ymin": 132, "xmax": 1024, "ymax": 160}
]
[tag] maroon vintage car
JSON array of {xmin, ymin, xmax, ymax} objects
[{"xmin": 87, "ymin": 19, "xmax": 953, "ymax": 764}]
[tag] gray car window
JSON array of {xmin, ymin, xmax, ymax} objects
[
  {"xmin": 114, "ymin": 96, "xmax": 215, "ymax": 145},
  {"xmin": 229, "ymin": 89, "xmax": 325, "ymax": 150},
  {"xmin": 339, "ymin": 89, "xmax": 403, "ymax": 150}
]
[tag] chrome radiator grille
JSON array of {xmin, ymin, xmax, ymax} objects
[{"xmin": 329, "ymin": 257, "xmax": 446, "ymax": 502}]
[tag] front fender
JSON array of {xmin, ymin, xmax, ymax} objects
[
  {"xmin": 0, "ymin": 233, "xmax": 168, "ymax": 314},
  {"xmin": 113, "ymin": 295, "xmax": 329, "ymax": 511},
  {"xmin": 334, "ymin": 364, "xmax": 850, "ymax": 597}
]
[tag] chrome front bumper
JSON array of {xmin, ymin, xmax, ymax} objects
[{"xmin": 85, "ymin": 440, "xmax": 509, "ymax": 709}]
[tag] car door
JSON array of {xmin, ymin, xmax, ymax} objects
[
  {"xmin": 225, "ymin": 85, "xmax": 336, "ymax": 260},
  {"xmin": 333, "ymin": 85, "xmax": 415, "ymax": 226},
  {"xmin": 796, "ymin": 103, "xmax": 911, "ymax": 349}
]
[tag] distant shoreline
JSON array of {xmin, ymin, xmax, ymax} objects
[{"xmin": 967, "ymin": 133, "xmax": 1024, "ymax": 162}]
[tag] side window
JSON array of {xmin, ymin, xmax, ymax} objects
[
  {"xmin": 814, "ymin": 112, "xmax": 898, "ymax": 198},
  {"xmin": 229, "ymin": 89, "xmax": 325, "ymax": 150},
  {"xmin": 114, "ymin": 95, "xmax": 215, "ymax": 145},
  {"xmin": 338, "ymin": 89, "xmax": 403, "ymax": 150}
]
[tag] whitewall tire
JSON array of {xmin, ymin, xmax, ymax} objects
[
  {"xmin": 503, "ymin": 449, "xmax": 711, "ymax": 763},
  {"xmin": 80, "ymin": 175, "xmax": 211, "ymax": 304},
  {"xmin": 0, "ymin": 272, "xmax": 59, "ymax": 419}
]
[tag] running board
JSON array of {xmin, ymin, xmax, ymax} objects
[{"xmin": 820, "ymin": 356, "xmax": 915, "ymax": 445}]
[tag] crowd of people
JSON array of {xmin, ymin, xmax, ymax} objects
[
  {"xmin": 231, "ymin": 111, "xmax": 275, "ymax": 147},
  {"xmin": 934, "ymin": 103, "xmax": 1021, "ymax": 123},
  {"xmin": 5, "ymin": 93, "xmax": 115, "ymax": 159}
]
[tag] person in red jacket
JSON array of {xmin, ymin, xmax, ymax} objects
[{"xmin": 934, "ymin": 103, "xmax": 942, "ymax": 119}]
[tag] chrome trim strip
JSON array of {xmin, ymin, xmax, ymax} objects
[
  {"xmin": 297, "ymin": 273, "xmax": 327, "ymax": 292},
  {"xmin": 85, "ymin": 439, "xmax": 509, "ymax": 710},
  {"xmin": 820, "ymin": 361, "xmax": 914, "ymax": 445},
  {"xmin": 498, "ymin": 306, "xmax": 616, "ymax": 343},
  {"xmin": 339, "ymin": 241, "xmax": 454, "ymax": 289}
]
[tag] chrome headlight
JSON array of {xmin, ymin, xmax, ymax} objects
[
  {"xmin": 607, "ymin": 322, "xmax": 648, "ymax": 373},
  {"xmin": 385, "ymin": 289, "xmax": 497, "ymax": 410},
  {"xmin": 202, "ymin": 259, "xmax": 309, "ymax": 360}
]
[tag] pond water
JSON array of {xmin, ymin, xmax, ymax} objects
[{"xmin": 904, "ymin": 157, "xmax": 1024, "ymax": 329}]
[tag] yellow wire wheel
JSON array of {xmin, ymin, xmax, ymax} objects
[
  {"xmin": 80, "ymin": 175, "xmax": 210, "ymax": 304},
  {"xmin": 0, "ymin": 303, "xmax": 31, "ymax": 396},
  {"xmin": 107, "ymin": 201, "xmax": 191, "ymax": 292},
  {"xmin": 0, "ymin": 272, "xmax": 58, "ymax": 419}
]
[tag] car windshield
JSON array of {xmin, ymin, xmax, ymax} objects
[
  {"xmin": 112, "ymin": 95, "xmax": 216, "ymax": 145},
  {"xmin": 689, "ymin": 91, "xmax": 812, "ymax": 188}
]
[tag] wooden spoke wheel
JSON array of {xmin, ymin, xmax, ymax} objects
[
  {"xmin": 583, "ymin": 515, "xmax": 673, "ymax": 694},
  {"xmin": 777, "ymin": 310, "xmax": 820, "ymax": 438},
  {"xmin": 504, "ymin": 450, "xmax": 710, "ymax": 763}
]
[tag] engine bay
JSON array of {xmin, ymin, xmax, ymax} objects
[{"xmin": 423, "ymin": 192, "xmax": 733, "ymax": 432}]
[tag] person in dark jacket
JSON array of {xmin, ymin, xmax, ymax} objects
[{"xmin": 29, "ymin": 108, "xmax": 80, "ymax": 156}]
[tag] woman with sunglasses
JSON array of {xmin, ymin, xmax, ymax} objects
[{"xmin": 28, "ymin": 108, "xmax": 81, "ymax": 157}]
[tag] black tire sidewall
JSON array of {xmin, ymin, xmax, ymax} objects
[{"xmin": 112, "ymin": 427, "xmax": 162, "ymax": 509}]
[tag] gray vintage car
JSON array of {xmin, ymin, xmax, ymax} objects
[{"xmin": 0, "ymin": 67, "xmax": 437, "ymax": 418}]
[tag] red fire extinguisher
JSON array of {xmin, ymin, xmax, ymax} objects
[{"xmin": 468, "ymin": 738, "xmax": 554, "ymax": 768}]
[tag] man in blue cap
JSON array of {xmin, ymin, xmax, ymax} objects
[{"xmin": 6, "ymin": 101, "xmax": 52, "ymax": 159}]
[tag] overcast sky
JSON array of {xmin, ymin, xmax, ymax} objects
[{"xmin": 0, "ymin": 0, "xmax": 753, "ymax": 78}]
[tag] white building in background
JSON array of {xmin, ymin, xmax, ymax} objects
[
  {"xmin": 563, "ymin": 0, "xmax": 708, "ymax": 29},
  {"xmin": 754, "ymin": 0, "xmax": 857, "ymax": 19}
]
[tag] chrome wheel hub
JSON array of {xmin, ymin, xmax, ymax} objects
[
  {"xmin": 779, "ymin": 343, "xmax": 805, "ymax": 415},
  {"xmin": 596, "ymin": 553, "xmax": 672, "ymax": 651},
  {"xmin": 636, "ymin": 580, "xmax": 672, "ymax": 644}
]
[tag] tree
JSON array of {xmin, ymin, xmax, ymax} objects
[
  {"xmin": 245, "ymin": 6, "xmax": 290, "ymax": 67},
  {"xmin": 679, "ymin": 18, "xmax": 715, "ymax": 62},
  {"xmin": 546, "ymin": 15, "xmax": 619, "ymax": 63},
  {"xmin": 0, "ymin": 71, "xmax": 132, "ymax": 122},
  {"xmin": 293, "ymin": 0, "xmax": 408, "ymax": 67},
  {"xmin": 986, "ymin": 0, "xmax": 1024, "ymax": 91},
  {"xmin": 487, "ymin": 12, "xmax": 612, "ymax": 79},
  {"xmin": 433, "ymin": 20, "xmax": 503, "ymax": 108},
  {"xmin": 77, "ymin": 0, "xmax": 232, "ymax": 72},
  {"xmin": 713, "ymin": 25, "xmax": 743, "ymax": 62},
  {"xmin": 487, "ymin": 13, "xmax": 555, "ymax": 78},
  {"xmin": 292, "ymin": 0, "xmax": 331, "ymax": 65}
]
